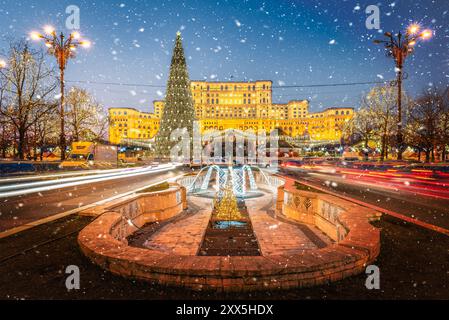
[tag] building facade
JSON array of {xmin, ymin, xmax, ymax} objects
[{"xmin": 109, "ymin": 80, "xmax": 354, "ymax": 145}]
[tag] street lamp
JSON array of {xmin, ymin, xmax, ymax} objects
[
  {"xmin": 374, "ymin": 23, "xmax": 432, "ymax": 160},
  {"xmin": 30, "ymin": 26, "xmax": 91, "ymax": 160},
  {"xmin": 0, "ymin": 59, "xmax": 6, "ymax": 69}
]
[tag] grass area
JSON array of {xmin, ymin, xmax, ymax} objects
[{"xmin": 137, "ymin": 182, "xmax": 170, "ymax": 193}]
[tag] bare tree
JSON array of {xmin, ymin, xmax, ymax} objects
[
  {"xmin": 344, "ymin": 107, "xmax": 376, "ymax": 155},
  {"xmin": 407, "ymin": 88, "xmax": 447, "ymax": 162},
  {"xmin": 361, "ymin": 86, "xmax": 400, "ymax": 161},
  {"xmin": 65, "ymin": 87, "xmax": 108, "ymax": 143},
  {"xmin": 33, "ymin": 111, "xmax": 59, "ymax": 160},
  {"xmin": 0, "ymin": 41, "xmax": 57, "ymax": 160},
  {"xmin": 0, "ymin": 77, "xmax": 13, "ymax": 158},
  {"xmin": 440, "ymin": 88, "xmax": 449, "ymax": 162},
  {"xmin": 0, "ymin": 113, "xmax": 14, "ymax": 158}
]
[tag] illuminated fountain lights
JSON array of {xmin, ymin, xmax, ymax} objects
[{"xmin": 193, "ymin": 165, "xmax": 260, "ymax": 198}]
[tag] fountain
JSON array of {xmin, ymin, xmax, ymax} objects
[
  {"xmin": 78, "ymin": 166, "xmax": 381, "ymax": 291},
  {"xmin": 188, "ymin": 165, "xmax": 264, "ymax": 198}
]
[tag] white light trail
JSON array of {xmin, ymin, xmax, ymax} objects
[
  {"xmin": 0, "ymin": 165, "xmax": 171, "ymax": 193},
  {"xmin": 0, "ymin": 164, "xmax": 180, "ymax": 198},
  {"xmin": 0, "ymin": 166, "xmax": 141, "ymax": 183}
]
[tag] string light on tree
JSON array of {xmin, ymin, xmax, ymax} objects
[
  {"xmin": 214, "ymin": 180, "xmax": 244, "ymax": 221},
  {"xmin": 155, "ymin": 32, "xmax": 196, "ymax": 158}
]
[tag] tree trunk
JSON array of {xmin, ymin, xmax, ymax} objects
[
  {"xmin": 425, "ymin": 150, "xmax": 430, "ymax": 163},
  {"xmin": 364, "ymin": 137, "xmax": 369, "ymax": 160},
  {"xmin": 418, "ymin": 149, "xmax": 421, "ymax": 162},
  {"xmin": 33, "ymin": 126, "xmax": 37, "ymax": 161},
  {"xmin": 17, "ymin": 129, "xmax": 26, "ymax": 160},
  {"xmin": 13, "ymin": 131, "xmax": 17, "ymax": 158},
  {"xmin": 1, "ymin": 128, "xmax": 6, "ymax": 158}
]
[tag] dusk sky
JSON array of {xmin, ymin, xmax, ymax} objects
[{"xmin": 0, "ymin": 0, "xmax": 447, "ymax": 113}]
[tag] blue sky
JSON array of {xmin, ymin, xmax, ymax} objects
[{"xmin": 0, "ymin": 0, "xmax": 448, "ymax": 113}]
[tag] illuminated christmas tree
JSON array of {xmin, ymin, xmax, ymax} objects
[
  {"xmin": 215, "ymin": 181, "xmax": 244, "ymax": 221},
  {"xmin": 155, "ymin": 32, "xmax": 196, "ymax": 158}
]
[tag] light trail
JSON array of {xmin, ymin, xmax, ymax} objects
[
  {"xmin": 281, "ymin": 175, "xmax": 449, "ymax": 237},
  {"xmin": 282, "ymin": 162, "xmax": 449, "ymax": 200},
  {"xmin": 0, "ymin": 165, "xmax": 171, "ymax": 193},
  {"xmin": 308, "ymin": 171, "xmax": 449, "ymax": 200},
  {"xmin": 0, "ymin": 164, "xmax": 180, "ymax": 198},
  {"xmin": 0, "ymin": 166, "xmax": 142, "ymax": 183},
  {"xmin": 0, "ymin": 172, "xmax": 186, "ymax": 239}
]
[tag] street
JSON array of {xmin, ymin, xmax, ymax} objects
[
  {"xmin": 281, "ymin": 167, "xmax": 449, "ymax": 230},
  {"xmin": 0, "ymin": 166, "xmax": 187, "ymax": 232}
]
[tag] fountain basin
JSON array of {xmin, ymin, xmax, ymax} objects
[{"xmin": 78, "ymin": 175, "xmax": 380, "ymax": 292}]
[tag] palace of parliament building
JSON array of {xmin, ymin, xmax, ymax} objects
[{"xmin": 109, "ymin": 80, "xmax": 354, "ymax": 145}]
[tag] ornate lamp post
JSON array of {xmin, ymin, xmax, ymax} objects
[
  {"xmin": 30, "ymin": 26, "xmax": 91, "ymax": 160},
  {"xmin": 374, "ymin": 24, "xmax": 432, "ymax": 160}
]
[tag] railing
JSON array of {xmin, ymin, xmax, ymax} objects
[
  {"xmin": 108, "ymin": 185, "xmax": 186, "ymax": 242},
  {"xmin": 281, "ymin": 188, "xmax": 348, "ymax": 242}
]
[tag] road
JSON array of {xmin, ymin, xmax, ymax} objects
[
  {"xmin": 281, "ymin": 167, "xmax": 449, "ymax": 230},
  {"xmin": 0, "ymin": 165, "xmax": 187, "ymax": 232}
]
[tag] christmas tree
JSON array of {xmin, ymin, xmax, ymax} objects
[
  {"xmin": 214, "ymin": 181, "xmax": 244, "ymax": 221},
  {"xmin": 155, "ymin": 32, "xmax": 196, "ymax": 158}
]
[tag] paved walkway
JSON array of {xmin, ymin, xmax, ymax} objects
[
  {"xmin": 246, "ymin": 193, "xmax": 331, "ymax": 255},
  {"xmin": 143, "ymin": 192, "xmax": 331, "ymax": 256},
  {"xmin": 143, "ymin": 196, "xmax": 211, "ymax": 255}
]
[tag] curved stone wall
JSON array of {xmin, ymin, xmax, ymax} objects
[{"xmin": 78, "ymin": 179, "xmax": 380, "ymax": 292}]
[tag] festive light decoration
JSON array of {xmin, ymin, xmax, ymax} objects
[
  {"xmin": 198, "ymin": 165, "xmax": 258, "ymax": 197},
  {"xmin": 214, "ymin": 180, "xmax": 244, "ymax": 221},
  {"xmin": 155, "ymin": 32, "xmax": 196, "ymax": 157}
]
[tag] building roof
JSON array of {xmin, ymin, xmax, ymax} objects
[
  {"xmin": 109, "ymin": 107, "xmax": 155, "ymax": 115},
  {"xmin": 190, "ymin": 80, "xmax": 273, "ymax": 84},
  {"xmin": 322, "ymin": 107, "xmax": 355, "ymax": 110}
]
